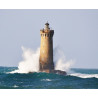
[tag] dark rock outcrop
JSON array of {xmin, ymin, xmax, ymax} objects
[
  {"xmin": 50, "ymin": 70, "xmax": 67, "ymax": 75},
  {"xmin": 29, "ymin": 70, "xmax": 67, "ymax": 76}
]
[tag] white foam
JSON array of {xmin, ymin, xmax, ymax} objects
[
  {"xmin": 54, "ymin": 47, "xmax": 74, "ymax": 72},
  {"xmin": 10, "ymin": 46, "xmax": 40, "ymax": 73},
  {"xmin": 69, "ymin": 73, "xmax": 98, "ymax": 78},
  {"xmin": 41, "ymin": 79, "xmax": 52, "ymax": 81},
  {"xmin": 13, "ymin": 85, "xmax": 19, "ymax": 88}
]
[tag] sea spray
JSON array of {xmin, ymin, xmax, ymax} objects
[
  {"xmin": 54, "ymin": 47, "xmax": 74, "ymax": 72},
  {"xmin": 69, "ymin": 73, "xmax": 98, "ymax": 78},
  {"xmin": 10, "ymin": 47, "xmax": 40, "ymax": 73},
  {"xmin": 10, "ymin": 46, "xmax": 74, "ymax": 73}
]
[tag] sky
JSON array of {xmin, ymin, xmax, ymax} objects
[{"xmin": 0, "ymin": 9, "xmax": 98, "ymax": 68}]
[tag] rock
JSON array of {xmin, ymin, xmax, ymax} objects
[
  {"xmin": 50, "ymin": 70, "xmax": 67, "ymax": 76},
  {"xmin": 28, "ymin": 70, "xmax": 67, "ymax": 76}
]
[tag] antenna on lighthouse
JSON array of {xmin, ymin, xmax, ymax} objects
[{"xmin": 45, "ymin": 21, "xmax": 50, "ymax": 30}]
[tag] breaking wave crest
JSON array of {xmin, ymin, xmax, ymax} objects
[{"xmin": 69, "ymin": 73, "xmax": 98, "ymax": 78}]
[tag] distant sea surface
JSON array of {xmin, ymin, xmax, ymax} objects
[{"xmin": 0, "ymin": 67, "xmax": 98, "ymax": 89}]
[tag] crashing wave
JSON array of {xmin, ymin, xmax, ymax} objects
[
  {"xmin": 10, "ymin": 46, "xmax": 74, "ymax": 74},
  {"xmin": 69, "ymin": 73, "xmax": 98, "ymax": 78}
]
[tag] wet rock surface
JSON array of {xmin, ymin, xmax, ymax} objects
[
  {"xmin": 50, "ymin": 70, "xmax": 67, "ymax": 75},
  {"xmin": 29, "ymin": 70, "xmax": 67, "ymax": 76}
]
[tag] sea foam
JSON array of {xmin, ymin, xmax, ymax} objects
[{"xmin": 69, "ymin": 73, "xmax": 98, "ymax": 78}]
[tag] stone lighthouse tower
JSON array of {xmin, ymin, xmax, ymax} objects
[{"xmin": 39, "ymin": 22, "xmax": 54, "ymax": 73}]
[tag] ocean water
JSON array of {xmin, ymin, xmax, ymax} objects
[{"xmin": 0, "ymin": 67, "xmax": 98, "ymax": 89}]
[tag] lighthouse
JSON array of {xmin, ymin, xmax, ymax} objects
[
  {"xmin": 39, "ymin": 22, "xmax": 66, "ymax": 75},
  {"xmin": 39, "ymin": 22, "xmax": 54, "ymax": 73}
]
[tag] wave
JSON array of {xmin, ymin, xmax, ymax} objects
[{"xmin": 69, "ymin": 73, "xmax": 98, "ymax": 78}]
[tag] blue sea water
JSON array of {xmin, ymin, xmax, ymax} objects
[{"xmin": 0, "ymin": 67, "xmax": 98, "ymax": 89}]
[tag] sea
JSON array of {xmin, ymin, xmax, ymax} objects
[{"xmin": 0, "ymin": 66, "xmax": 98, "ymax": 89}]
